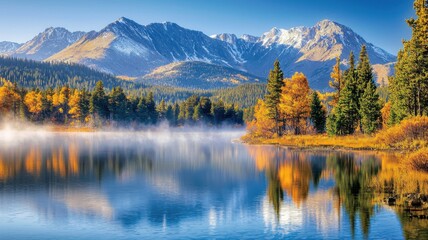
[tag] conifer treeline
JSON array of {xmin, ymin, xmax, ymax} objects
[
  {"xmin": 0, "ymin": 80, "xmax": 244, "ymax": 127},
  {"xmin": 0, "ymin": 57, "xmax": 134, "ymax": 89},
  {"xmin": 389, "ymin": 0, "xmax": 428, "ymax": 123}
]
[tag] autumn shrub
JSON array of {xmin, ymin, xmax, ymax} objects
[
  {"xmin": 376, "ymin": 116, "xmax": 428, "ymax": 149},
  {"xmin": 405, "ymin": 148, "xmax": 428, "ymax": 173}
]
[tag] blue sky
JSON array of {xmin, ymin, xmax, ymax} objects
[{"xmin": 0, "ymin": 0, "xmax": 414, "ymax": 54}]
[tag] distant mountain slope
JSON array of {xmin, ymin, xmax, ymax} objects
[
  {"xmin": 4, "ymin": 18, "xmax": 396, "ymax": 90},
  {"xmin": 0, "ymin": 57, "xmax": 133, "ymax": 89},
  {"xmin": 47, "ymin": 18, "xmax": 240, "ymax": 76},
  {"xmin": 373, "ymin": 62, "xmax": 395, "ymax": 85},
  {"xmin": 140, "ymin": 61, "xmax": 262, "ymax": 89},
  {"xmin": 0, "ymin": 41, "xmax": 22, "ymax": 55},
  {"xmin": 213, "ymin": 20, "xmax": 396, "ymax": 89},
  {"xmin": 11, "ymin": 27, "xmax": 85, "ymax": 60}
]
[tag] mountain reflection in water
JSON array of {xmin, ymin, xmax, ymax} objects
[{"xmin": 0, "ymin": 131, "xmax": 427, "ymax": 239}]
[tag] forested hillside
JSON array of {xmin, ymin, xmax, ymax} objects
[{"xmin": 0, "ymin": 57, "xmax": 137, "ymax": 89}]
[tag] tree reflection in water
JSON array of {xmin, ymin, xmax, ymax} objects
[{"xmin": 248, "ymin": 145, "xmax": 428, "ymax": 239}]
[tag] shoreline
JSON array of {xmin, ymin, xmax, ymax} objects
[{"xmin": 240, "ymin": 134, "xmax": 411, "ymax": 153}]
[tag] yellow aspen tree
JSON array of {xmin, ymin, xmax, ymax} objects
[
  {"xmin": 24, "ymin": 91, "xmax": 43, "ymax": 114},
  {"xmin": 279, "ymin": 72, "xmax": 311, "ymax": 135},
  {"xmin": 246, "ymin": 99, "xmax": 276, "ymax": 139},
  {"xmin": 68, "ymin": 89, "xmax": 82, "ymax": 122},
  {"xmin": 0, "ymin": 81, "xmax": 21, "ymax": 114}
]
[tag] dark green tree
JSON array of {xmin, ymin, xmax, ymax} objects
[
  {"xmin": 146, "ymin": 92, "xmax": 157, "ymax": 124},
  {"xmin": 137, "ymin": 97, "xmax": 148, "ymax": 124},
  {"xmin": 327, "ymin": 52, "xmax": 359, "ymax": 135},
  {"xmin": 90, "ymin": 81, "xmax": 109, "ymax": 120},
  {"xmin": 265, "ymin": 60, "xmax": 285, "ymax": 135},
  {"xmin": 156, "ymin": 99, "xmax": 167, "ymax": 121},
  {"xmin": 109, "ymin": 86, "xmax": 128, "ymax": 121},
  {"xmin": 79, "ymin": 88, "xmax": 90, "ymax": 123},
  {"xmin": 310, "ymin": 92, "xmax": 326, "ymax": 133},
  {"xmin": 357, "ymin": 45, "xmax": 373, "ymax": 93},
  {"xmin": 192, "ymin": 103, "xmax": 202, "ymax": 122},
  {"xmin": 389, "ymin": 0, "xmax": 428, "ymax": 123},
  {"xmin": 212, "ymin": 100, "xmax": 225, "ymax": 125},
  {"xmin": 360, "ymin": 81, "xmax": 381, "ymax": 134}
]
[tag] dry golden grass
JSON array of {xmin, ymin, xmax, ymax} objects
[
  {"xmin": 376, "ymin": 116, "xmax": 428, "ymax": 149},
  {"xmin": 243, "ymin": 116, "xmax": 428, "ymax": 151},
  {"xmin": 404, "ymin": 148, "xmax": 428, "ymax": 173},
  {"xmin": 256, "ymin": 134, "xmax": 381, "ymax": 150}
]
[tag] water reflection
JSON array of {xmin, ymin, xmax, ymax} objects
[
  {"xmin": 0, "ymin": 131, "xmax": 427, "ymax": 239},
  {"xmin": 249, "ymin": 145, "xmax": 428, "ymax": 239}
]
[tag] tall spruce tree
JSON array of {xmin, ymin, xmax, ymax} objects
[
  {"xmin": 90, "ymin": 81, "xmax": 109, "ymax": 120},
  {"xmin": 265, "ymin": 60, "xmax": 285, "ymax": 135},
  {"xmin": 356, "ymin": 45, "xmax": 375, "ymax": 131},
  {"xmin": 356, "ymin": 45, "xmax": 373, "ymax": 102},
  {"xmin": 146, "ymin": 92, "xmax": 157, "ymax": 124},
  {"xmin": 310, "ymin": 92, "xmax": 326, "ymax": 133},
  {"xmin": 360, "ymin": 81, "xmax": 381, "ymax": 134},
  {"xmin": 327, "ymin": 51, "xmax": 359, "ymax": 135}
]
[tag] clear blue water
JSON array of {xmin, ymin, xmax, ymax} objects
[{"xmin": 0, "ymin": 130, "xmax": 425, "ymax": 239}]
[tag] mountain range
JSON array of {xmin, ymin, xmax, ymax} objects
[{"xmin": 0, "ymin": 17, "xmax": 396, "ymax": 90}]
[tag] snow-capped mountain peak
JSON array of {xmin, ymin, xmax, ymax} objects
[
  {"xmin": 0, "ymin": 41, "xmax": 22, "ymax": 55},
  {"xmin": 5, "ymin": 17, "xmax": 396, "ymax": 90},
  {"xmin": 211, "ymin": 33, "xmax": 238, "ymax": 44},
  {"xmin": 11, "ymin": 27, "xmax": 85, "ymax": 60},
  {"xmin": 240, "ymin": 34, "xmax": 258, "ymax": 43}
]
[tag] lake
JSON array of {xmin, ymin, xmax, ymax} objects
[{"xmin": 0, "ymin": 130, "xmax": 427, "ymax": 239}]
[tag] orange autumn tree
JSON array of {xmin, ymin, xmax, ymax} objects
[
  {"xmin": 68, "ymin": 89, "xmax": 83, "ymax": 123},
  {"xmin": 24, "ymin": 90, "xmax": 43, "ymax": 120},
  {"xmin": 279, "ymin": 72, "xmax": 311, "ymax": 135},
  {"xmin": 0, "ymin": 80, "xmax": 21, "ymax": 116},
  {"xmin": 246, "ymin": 99, "xmax": 276, "ymax": 139}
]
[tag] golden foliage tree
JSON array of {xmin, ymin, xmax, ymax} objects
[
  {"xmin": 0, "ymin": 81, "xmax": 21, "ymax": 115},
  {"xmin": 246, "ymin": 99, "xmax": 276, "ymax": 139},
  {"xmin": 68, "ymin": 89, "xmax": 82, "ymax": 122},
  {"xmin": 329, "ymin": 57, "xmax": 342, "ymax": 105},
  {"xmin": 24, "ymin": 91, "xmax": 43, "ymax": 115},
  {"xmin": 279, "ymin": 72, "xmax": 311, "ymax": 135}
]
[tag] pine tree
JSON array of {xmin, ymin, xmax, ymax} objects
[
  {"xmin": 90, "ymin": 81, "xmax": 109, "ymax": 120},
  {"xmin": 156, "ymin": 99, "xmax": 167, "ymax": 121},
  {"xmin": 165, "ymin": 105, "xmax": 174, "ymax": 126},
  {"xmin": 79, "ymin": 89, "xmax": 90, "ymax": 123},
  {"xmin": 192, "ymin": 103, "xmax": 202, "ymax": 122},
  {"xmin": 357, "ymin": 45, "xmax": 373, "ymax": 98},
  {"xmin": 137, "ymin": 97, "xmax": 148, "ymax": 124},
  {"xmin": 265, "ymin": 60, "xmax": 285, "ymax": 135},
  {"xmin": 199, "ymin": 96, "xmax": 212, "ymax": 123},
  {"xmin": 212, "ymin": 100, "xmax": 225, "ymax": 125},
  {"xmin": 109, "ymin": 86, "xmax": 128, "ymax": 122},
  {"xmin": 390, "ymin": 0, "xmax": 428, "ymax": 122},
  {"xmin": 146, "ymin": 92, "xmax": 157, "ymax": 124},
  {"xmin": 173, "ymin": 102, "xmax": 180, "ymax": 126},
  {"xmin": 328, "ymin": 58, "xmax": 360, "ymax": 136},
  {"xmin": 334, "ymin": 83, "xmax": 360, "ymax": 135},
  {"xmin": 360, "ymin": 81, "xmax": 381, "ymax": 134},
  {"xmin": 310, "ymin": 92, "xmax": 326, "ymax": 133}
]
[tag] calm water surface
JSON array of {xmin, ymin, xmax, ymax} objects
[{"xmin": 0, "ymin": 130, "xmax": 427, "ymax": 239}]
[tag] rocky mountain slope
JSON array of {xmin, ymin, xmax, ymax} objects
[{"xmin": 3, "ymin": 18, "xmax": 396, "ymax": 90}]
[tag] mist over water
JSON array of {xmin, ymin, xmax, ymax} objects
[{"xmin": 0, "ymin": 129, "xmax": 426, "ymax": 239}]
